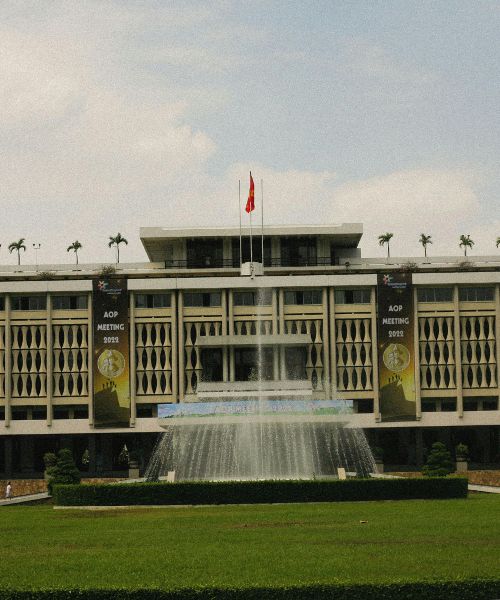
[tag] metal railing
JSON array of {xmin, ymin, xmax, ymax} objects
[{"xmin": 164, "ymin": 257, "xmax": 341, "ymax": 269}]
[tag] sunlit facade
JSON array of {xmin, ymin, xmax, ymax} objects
[{"xmin": 1, "ymin": 223, "xmax": 499, "ymax": 476}]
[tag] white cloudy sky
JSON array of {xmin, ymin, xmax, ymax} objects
[{"xmin": 1, "ymin": 1, "xmax": 499, "ymax": 265}]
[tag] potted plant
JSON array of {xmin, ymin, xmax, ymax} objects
[{"xmin": 455, "ymin": 443, "xmax": 469, "ymax": 473}]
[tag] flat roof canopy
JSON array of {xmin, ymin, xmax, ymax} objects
[{"xmin": 140, "ymin": 223, "xmax": 363, "ymax": 262}]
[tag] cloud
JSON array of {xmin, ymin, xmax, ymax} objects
[{"xmin": 0, "ymin": 3, "xmax": 496, "ymax": 267}]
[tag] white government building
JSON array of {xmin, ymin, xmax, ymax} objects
[{"xmin": 0, "ymin": 223, "xmax": 499, "ymax": 476}]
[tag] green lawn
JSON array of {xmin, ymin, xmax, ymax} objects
[{"xmin": 0, "ymin": 495, "xmax": 499, "ymax": 591}]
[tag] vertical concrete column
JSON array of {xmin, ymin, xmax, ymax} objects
[
  {"xmin": 101, "ymin": 435, "xmax": 113, "ymax": 473},
  {"xmin": 221, "ymin": 290, "xmax": 229, "ymax": 382},
  {"xmin": 171, "ymin": 291, "xmax": 178, "ymax": 402},
  {"xmin": 272, "ymin": 289, "xmax": 279, "ymax": 380},
  {"xmin": 328, "ymin": 288, "xmax": 337, "ymax": 397},
  {"xmin": 178, "ymin": 291, "xmax": 185, "ymax": 401},
  {"xmin": 228, "ymin": 290, "xmax": 235, "ymax": 382},
  {"xmin": 4, "ymin": 437, "xmax": 13, "ymax": 476},
  {"xmin": 413, "ymin": 287, "xmax": 422, "ymax": 420},
  {"xmin": 46, "ymin": 294, "xmax": 53, "ymax": 426},
  {"xmin": 495, "ymin": 284, "xmax": 500, "ymax": 405},
  {"xmin": 322, "ymin": 287, "xmax": 330, "ymax": 396},
  {"xmin": 20, "ymin": 437, "xmax": 35, "ymax": 473},
  {"xmin": 370, "ymin": 287, "xmax": 381, "ymax": 421},
  {"xmin": 278, "ymin": 289, "xmax": 285, "ymax": 380},
  {"xmin": 4, "ymin": 295, "xmax": 11, "ymax": 427},
  {"xmin": 453, "ymin": 285, "xmax": 464, "ymax": 417},
  {"xmin": 87, "ymin": 290, "xmax": 94, "ymax": 427},
  {"xmin": 129, "ymin": 292, "xmax": 136, "ymax": 426}
]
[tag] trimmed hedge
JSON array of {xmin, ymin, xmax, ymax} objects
[
  {"xmin": 53, "ymin": 477, "xmax": 468, "ymax": 506},
  {"xmin": 0, "ymin": 581, "xmax": 498, "ymax": 599}
]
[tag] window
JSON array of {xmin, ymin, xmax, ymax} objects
[
  {"xmin": 463, "ymin": 400, "xmax": 478, "ymax": 411},
  {"xmin": 53, "ymin": 406, "xmax": 70, "ymax": 419},
  {"xmin": 136, "ymin": 404, "xmax": 154, "ymax": 418},
  {"xmin": 186, "ymin": 239, "xmax": 223, "ymax": 268},
  {"xmin": 0, "ymin": 297, "xmax": 4, "ymax": 311},
  {"xmin": 11, "ymin": 296, "xmax": 46, "ymax": 310},
  {"xmin": 201, "ymin": 348, "xmax": 223, "ymax": 382},
  {"xmin": 441, "ymin": 400, "xmax": 457, "ymax": 412},
  {"xmin": 280, "ymin": 237, "xmax": 317, "ymax": 266},
  {"xmin": 284, "ymin": 289, "xmax": 322, "ymax": 305},
  {"xmin": 31, "ymin": 407, "xmax": 47, "ymax": 420},
  {"xmin": 135, "ymin": 293, "xmax": 171, "ymax": 309},
  {"xmin": 232, "ymin": 237, "xmax": 271, "ymax": 266},
  {"xmin": 12, "ymin": 407, "xmax": 29, "ymax": 420},
  {"xmin": 233, "ymin": 289, "xmax": 272, "ymax": 306},
  {"xmin": 52, "ymin": 295, "xmax": 87, "ymax": 310},
  {"xmin": 184, "ymin": 292, "xmax": 221, "ymax": 307},
  {"xmin": 285, "ymin": 347, "xmax": 307, "ymax": 380},
  {"xmin": 355, "ymin": 399, "xmax": 373, "ymax": 414},
  {"xmin": 417, "ymin": 288, "xmax": 453, "ymax": 302},
  {"xmin": 483, "ymin": 399, "xmax": 498, "ymax": 410},
  {"xmin": 235, "ymin": 347, "xmax": 274, "ymax": 381},
  {"xmin": 422, "ymin": 401, "xmax": 437, "ymax": 412},
  {"xmin": 459, "ymin": 287, "xmax": 494, "ymax": 302},
  {"xmin": 0, "ymin": 407, "xmax": 4, "ymax": 420},
  {"xmin": 72, "ymin": 406, "xmax": 89, "ymax": 419},
  {"xmin": 335, "ymin": 289, "xmax": 371, "ymax": 304}
]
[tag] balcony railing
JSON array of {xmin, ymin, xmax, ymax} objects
[{"xmin": 164, "ymin": 257, "xmax": 341, "ymax": 269}]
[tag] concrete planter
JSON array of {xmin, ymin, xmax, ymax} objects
[
  {"xmin": 374, "ymin": 460, "xmax": 384, "ymax": 474},
  {"xmin": 456, "ymin": 459, "xmax": 468, "ymax": 473},
  {"xmin": 128, "ymin": 461, "xmax": 140, "ymax": 479}
]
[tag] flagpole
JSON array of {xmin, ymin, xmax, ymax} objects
[
  {"xmin": 249, "ymin": 172, "xmax": 253, "ymax": 264},
  {"xmin": 260, "ymin": 178, "xmax": 264, "ymax": 266},
  {"xmin": 249, "ymin": 208, "xmax": 253, "ymax": 264},
  {"xmin": 238, "ymin": 180, "xmax": 242, "ymax": 267}
]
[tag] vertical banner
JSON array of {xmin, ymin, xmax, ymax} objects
[
  {"xmin": 93, "ymin": 278, "xmax": 130, "ymax": 428},
  {"xmin": 377, "ymin": 273, "xmax": 416, "ymax": 421}
]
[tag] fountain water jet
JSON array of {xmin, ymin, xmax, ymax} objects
[{"xmin": 145, "ymin": 286, "xmax": 376, "ymax": 481}]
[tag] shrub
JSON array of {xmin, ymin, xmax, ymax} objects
[
  {"xmin": 46, "ymin": 448, "xmax": 81, "ymax": 494},
  {"xmin": 43, "ymin": 452, "xmax": 57, "ymax": 469},
  {"xmin": 422, "ymin": 442, "xmax": 454, "ymax": 477},
  {"xmin": 0, "ymin": 580, "xmax": 498, "ymax": 599},
  {"xmin": 98, "ymin": 265, "xmax": 116, "ymax": 276},
  {"xmin": 53, "ymin": 477, "xmax": 468, "ymax": 507}
]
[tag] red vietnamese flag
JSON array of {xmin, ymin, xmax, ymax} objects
[{"xmin": 245, "ymin": 172, "xmax": 255, "ymax": 213}]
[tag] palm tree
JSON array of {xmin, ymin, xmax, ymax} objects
[
  {"xmin": 419, "ymin": 233, "xmax": 432, "ymax": 258},
  {"xmin": 108, "ymin": 233, "xmax": 128, "ymax": 263},
  {"xmin": 459, "ymin": 234, "xmax": 474, "ymax": 257},
  {"xmin": 8, "ymin": 238, "xmax": 26, "ymax": 265},
  {"xmin": 378, "ymin": 232, "xmax": 394, "ymax": 258},
  {"xmin": 67, "ymin": 240, "xmax": 83, "ymax": 265},
  {"xmin": 496, "ymin": 236, "xmax": 500, "ymax": 248}
]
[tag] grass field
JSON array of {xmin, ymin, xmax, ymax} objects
[{"xmin": 0, "ymin": 495, "xmax": 499, "ymax": 591}]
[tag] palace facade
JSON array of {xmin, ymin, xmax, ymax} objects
[{"xmin": 1, "ymin": 223, "xmax": 499, "ymax": 476}]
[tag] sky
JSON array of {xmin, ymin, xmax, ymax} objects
[{"xmin": 1, "ymin": 0, "xmax": 499, "ymax": 265}]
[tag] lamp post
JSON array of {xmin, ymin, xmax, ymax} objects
[{"xmin": 33, "ymin": 243, "xmax": 41, "ymax": 271}]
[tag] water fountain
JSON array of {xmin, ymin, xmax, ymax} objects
[{"xmin": 145, "ymin": 284, "xmax": 376, "ymax": 482}]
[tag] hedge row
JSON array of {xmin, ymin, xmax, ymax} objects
[
  {"xmin": 0, "ymin": 581, "xmax": 498, "ymax": 600},
  {"xmin": 53, "ymin": 477, "xmax": 468, "ymax": 506}
]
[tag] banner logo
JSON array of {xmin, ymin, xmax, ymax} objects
[
  {"xmin": 92, "ymin": 278, "xmax": 130, "ymax": 428},
  {"xmin": 377, "ymin": 273, "xmax": 416, "ymax": 421}
]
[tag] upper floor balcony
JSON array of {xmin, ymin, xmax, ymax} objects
[{"xmin": 141, "ymin": 223, "xmax": 363, "ymax": 272}]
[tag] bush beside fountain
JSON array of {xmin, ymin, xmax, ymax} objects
[{"xmin": 53, "ymin": 477, "xmax": 467, "ymax": 506}]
